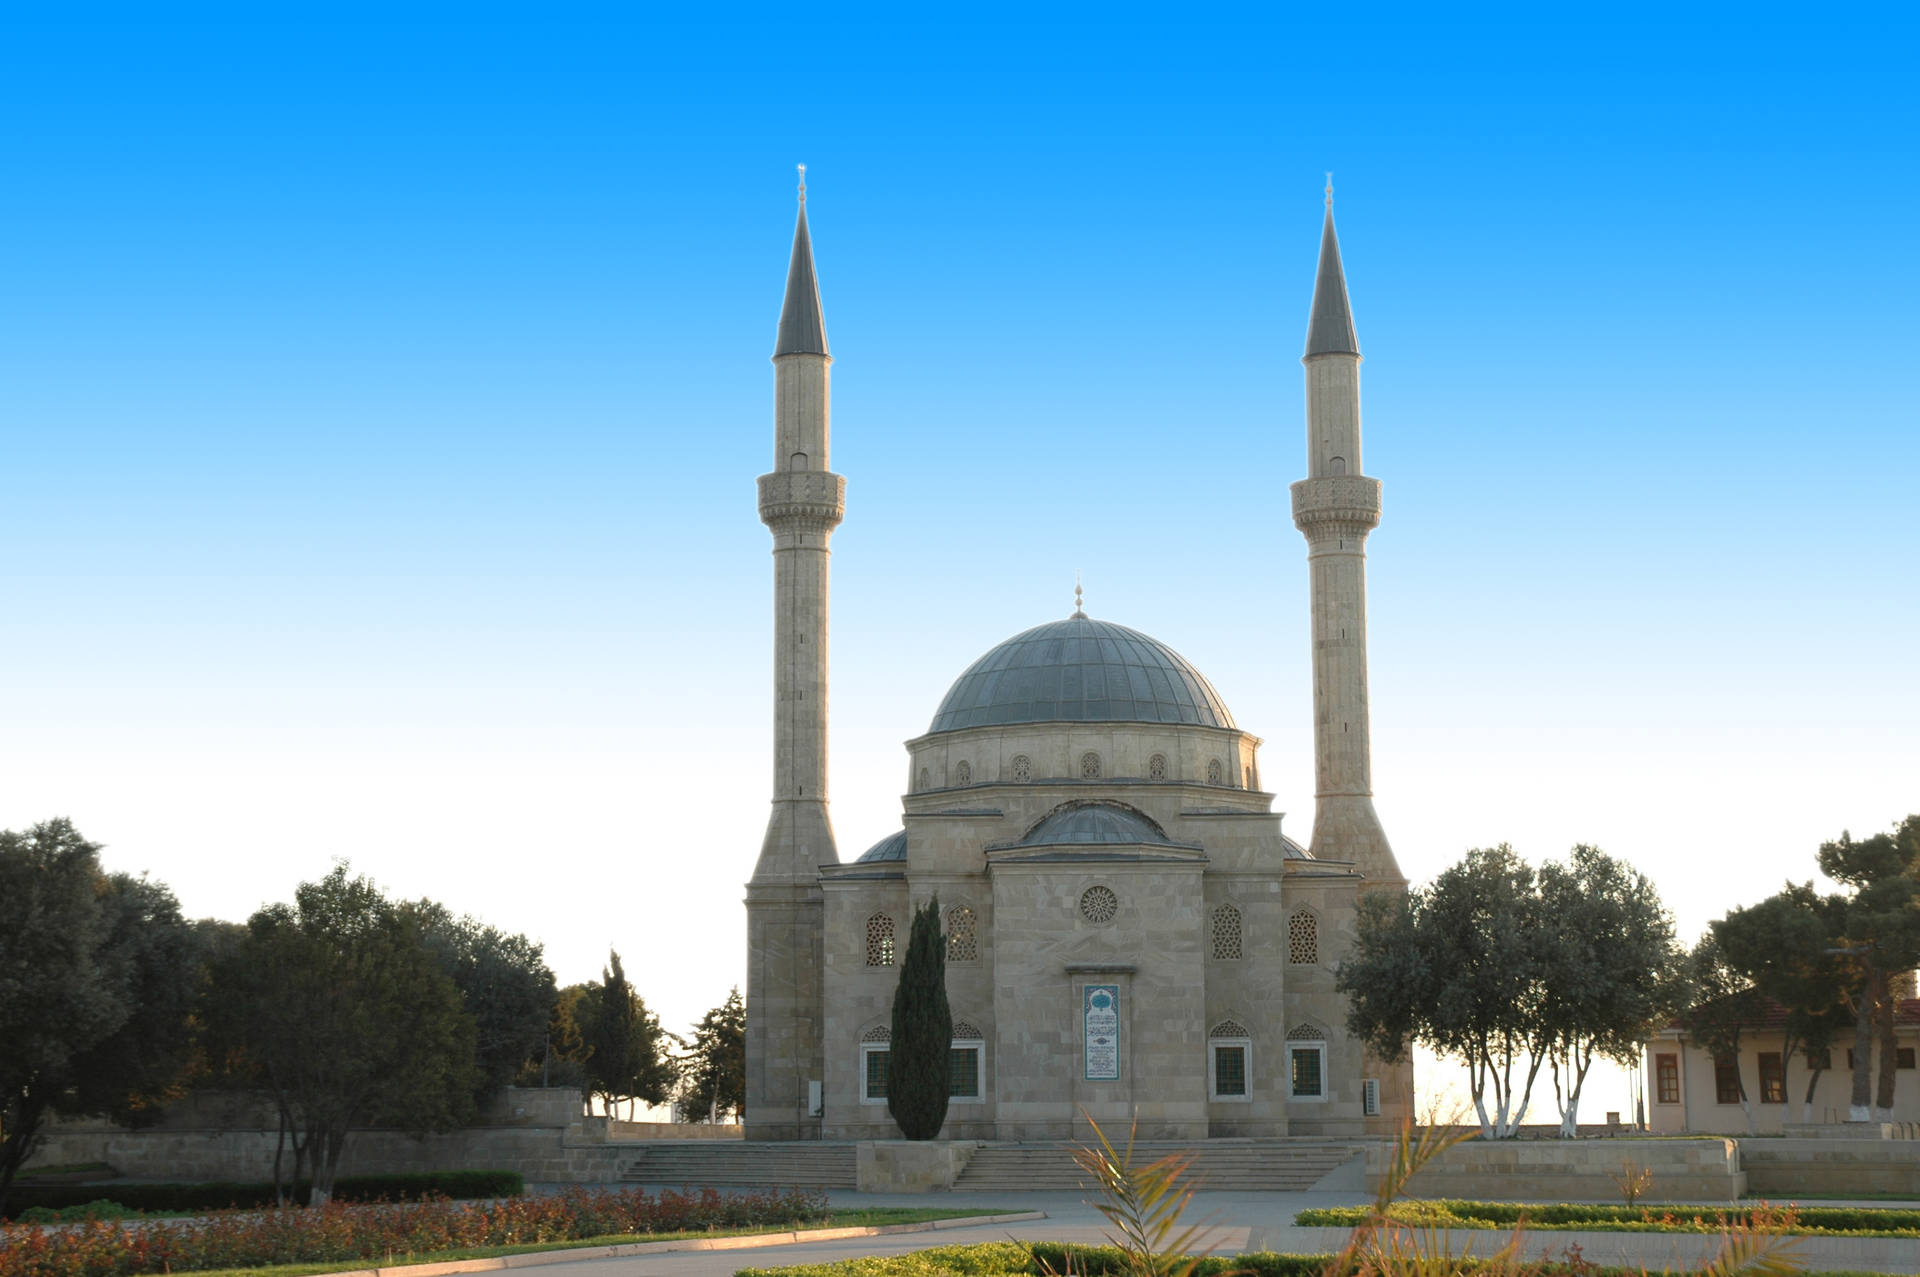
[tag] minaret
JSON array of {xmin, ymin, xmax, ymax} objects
[
  {"xmin": 745, "ymin": 167, "xmax": 843, "ymax": 1139},
  {"xmin": 1289, "ymin": 183, "xmax": 1403, "ymax": 886}
]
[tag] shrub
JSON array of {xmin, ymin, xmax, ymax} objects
[{"xmin": 0, "ymin": 1170, "xmax": 523, "ymax": 1219}]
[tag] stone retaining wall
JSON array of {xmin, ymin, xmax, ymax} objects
[
  {"xmin": 1371, "ymin": 1137, "xmax": 1745, "ymax": 1203},
  {"xmin": 1742, "ymin": 1138, "xmax": 1920, "ymax": 1197}
]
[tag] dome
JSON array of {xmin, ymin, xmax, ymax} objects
[
  {"xmin": 856, "ymin": 829, "xmax": 907, "ymax": 863},
  {"xmin": 1018, "ymin": 803, "xmax": 1172, "ymax": 847},
  {"xmin": 928, "ymin": 615, "xmax": 1235, "ymax": 734}
]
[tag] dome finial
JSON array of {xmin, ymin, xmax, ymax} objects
[
  {"xmin": 1072, "ymin": 572, "xmax": 1086, "ymax": 619},
  {"xmin": 1325, "ymin": 171, "xmax": 1333, "ymax": 210},
  {"xmin": 797, "ymin": 163, "xmax": 807, "ymax": 205}
]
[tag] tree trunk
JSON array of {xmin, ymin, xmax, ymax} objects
[
  {"xmin": 311, "ymin": 1125, "xmax": 347, "ymax": 1207},
  {"xmin": 271, "ymin": 1109, "xmax": 289, "ymax": 1206},
  {"xmin": 0, "ymin": 1095, "xmax": 50, "ymax": 1219},
  {"xmin": 1802, "ymin": 1065, "xmax": 1825, "ymax": 1125},
  {"xmin": 1849, "ymin": 972, "xmax": 1880, "ymax": 1122},
  {"xmin": 1874, "ymin": 978, "xmax": 1899, "ymax": 1119}
]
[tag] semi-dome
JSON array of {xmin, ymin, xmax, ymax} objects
[
  {"xmin": 928, "ymin": 615, "xmax": 1235, "ymax": 734},
  {"xmin": 1017, "ymin": 802, "xmax": 1172, "ymax": 847},
  {"xmin": 855, "ymin": 829, "xmax": 907, "ymax": 863}
]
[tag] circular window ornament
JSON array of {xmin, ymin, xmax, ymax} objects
[{"xmin": 1079, "ymin": 885, "xmax": 1119, "ymax": 925}]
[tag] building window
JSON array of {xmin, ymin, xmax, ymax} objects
[
  {"xmin": 1210, "ymin": 904, "xmax": 1243, "ymax": 961},
  {"xmin": 1010, "ymin": 754, "xmax": 1031, "ymax": 783},
  {"xmin": 1901, "ymin": 1048, "xmax": 1918, "ymax": 1070},
  {"xmin": 1759, "ymin": 1052, "xmax": 1785, "ymax": 1103},
  {"xmin": 1244, "ymin": 766, "xmax": 1253, "ymax": 788},
  {"xmin": 1208, "ymin": 1019, "xmax": 1251, "ymax": 1102},
  {"xmin": 1714, "ymin": 1055, "xmax": 1742, "ymax": 1105},
  {"xmin": 860, "ymin": 1026, "xmax": 891, "ymax": 1104},
  {"xmin": 1656, "ymin": 1053, "xmax": 1680, "ymax": 1104},
  {"xmin": 1206, "ymin": 758, "xmax": 1223, "ymax": 785},
  {"xmin": 950, "ymin": 1022, "xmax": 985, "ymax": 1101},
  {"xmin": 1806, "ymin": 1048, "xmax": 1832, "ymax": 1071},
  {"xmin": 1287, "ymin": 1025, "xmax": 1327, "ymax": 1101},
  {"xmin": 955, "ymin": 760, "xmax": 971, "ymax": 785},
  {"xmin": 1288, "ymin": 909, "xmax": 1318, "ymax": 965},
  {"xmin": 1363, "ymin": 1077, "xmax": 1381, "ymax": 1116},
  {"xmin": 1081, "ymin": 751, "xmax": 1102, "ymax": 779},
  {"xmin": 917, "ymin": 767, "xmax": 930, "ymax": 791},
  {"xmin": 1148, "ymin": 753, "xmax": 1167, "ymax": 781},
  {"xmin": 866, "ymin": 914, "xmax": 896, "ymax": 966},
  {"xmin": 1079, "ymin": 885, "xmax": 1119, "ymax": 925},
  {"xmin": 946, "ymin": 906, "xmax": 978, "ymax": 962}
]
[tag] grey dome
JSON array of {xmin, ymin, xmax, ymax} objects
[
  {"xmin": 929, "ymin": 616, "xmax": 1235, "ymax": 734},
  {"xmin": 856, "ymin": 829, "xmax": 907, "ymax": 863},
  {"xmin": 1018, "ymin": 803, "xmax": 1172, "ymax": 847}
]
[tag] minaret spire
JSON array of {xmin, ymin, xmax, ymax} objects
[
  {"xmin": 747, "ymin": 170, "xmax": 844, "ymax": 1140},
  {"xmin": 1290, "ymin": 184, "xmax": 1401, "ymax": 886}
]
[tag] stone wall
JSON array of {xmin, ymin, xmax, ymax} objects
[
  {"xmin": 1742, "ymin": 1138, "xmax": 1920, "ymax": 1197},
  {"xmin": 1371, "ymin": 1137, "xmax": 1745, "ymax": 1202}
]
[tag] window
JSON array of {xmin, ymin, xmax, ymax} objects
[
  {"xmin": 1208, "ymin": 1020, "xmax": 1251, "ymax": 1102},
  {"xmin": 1362, "ymin": 1077, "xmax": 1381, "ymax": 1116},
  {"xmin": 1079, "ymin": 885, "xmax": 1119, "ymax": 924},
  {"xmin": 866, "ymin": 913, "xmax": 896, "ymax": 966},
  {"xmin": 860, "ymin": 1026, "xmax": 891, "ymax": 1104},
  {"xmin": 949, "ymin": 1023, "xmax": 986, "ymax": 1101},
  {"xmin": 1288, "ymin": 910, "xmax": 1318, "ymax": 965},
  {"xmin": 1244, "ymin": 766, "xmax": 1252, "ymax": 788},
  {"xmin": 1206, "ymin": 758, "xmax": 1223, "ymax": 784},
  {"xmin": 1010, "ymin": 754, "xmax": 1031, "ymax": 782},
  {"xmin": 917, "ymin": 767, "xmax": 930, "ymax": 791},
  {"xmin": 1901, "ymin": 1048, "xmax": 1917, "ymax": 1070},
  {"xmin": 1656, "ymin": 1053, "xmax": 1680, "ymax": 1104},
  {"xmin": 1148, "ymin": 753, "xmax": 1167, "ymax": 781},
  {"xmin": 1210, "ymin": 904, "xmax": 1243, "ymax": 961},
  {"xmin": 955, "ymin": 760, "xmax": 971, "ymax": 785},
  {"xmin": 1080, "ymin": 751, "xmax": 1102, "ymax": 779},
  {"xmin": 1287, "ymin": 1025, "xmax": 1327, "ymax": 1101},
  {"xmin": 946, "ymin": 905, "xmax": 978, "ymax": 962},
  {"xmin": 1759, "ymin": 1052, "xmax": 1785, "ymax": 1103},
  {"xmin": 1714, "ymin": 1055, "xmax": 1742, "ymax": 1105},
  {"xmin": 1805, "ymin": 1048, "xmax": 1832, "ymax": 1071}
]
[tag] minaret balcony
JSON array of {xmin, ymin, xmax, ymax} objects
[
  {"xmin": 1290, "ymin": 476, "xmax": 1381, "ymax": 533},
  {"xmin": 759, "ymin": 470, "xmax": 847, "ymax": 531}
]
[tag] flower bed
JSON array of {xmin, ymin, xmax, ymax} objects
[
  {"xmin": 1295, "ymin": 1199, "xmax": 1920, "ymax": 1238},
  {"xmin": 0, "ymin": 1185, "xmax": 827, "ymax": 1277}
]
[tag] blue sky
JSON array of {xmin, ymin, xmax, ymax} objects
[{"xmin": 4, "ymin": 10, "xmax": 1916, "ymax": 1117}]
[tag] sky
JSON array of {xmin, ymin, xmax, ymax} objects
[{"xmin": 3, "ymin": 10, "xmax": 1916, "ymax": 1122}]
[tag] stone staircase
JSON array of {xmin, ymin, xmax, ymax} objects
[
  {"xmin": 619, "ymin": 1141, "xmax": 858, "ymax": 1188},
  {"xmin": 953, "ymin": 1139, "xmax": 1363, "ymax": 1193}
]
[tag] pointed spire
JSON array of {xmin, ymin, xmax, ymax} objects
[
  {"xmin": 774, "ymin": 164, "xmax": 829, "ymax": 357},
  {"xmin": 1303, "ymin": 176, "xmax": 1360, "ymax": 359}
]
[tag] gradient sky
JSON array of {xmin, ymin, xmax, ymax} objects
[{"xmin": 4, "ymin": 11, "xmax": 1916, "ymax": 1121}]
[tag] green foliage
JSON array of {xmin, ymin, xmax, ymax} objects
[
  {"xmin": 414, "ymin": 903, "xmax": 557, "ymax": 1107},
  {"xmin": 677, "ymin": 987, "xmax": 747, "ymax": 1121},
  {"xmin": 577, "ymin": 951, "xmax": 676, "ymax": 1115},
  {"xmin": 1, "ymin": 1171, "xmax": 522, "ymax": 1220},
  {"xmin": 1296, "ymin": 1199, "xmax": 1920, "ymax": 1238},
  {"xmin": 1710, "ymin": 883, "xmax": 1855, "ymax": 1116},
  {"xmin": 0, "ymin": 1184, "xmax": 827, "ymax": 1277},
  {"xmin": 1065, "ymin": 1116, "xmax": 1212, "ymax": 1277},
  {"xmin": 520, "ymin": 983, "xmax": 591, "ymax": 1091},
  {"xmin": 201, "ymin": 865, "xmax": 479, "ymax": 1204},
  {"xmin": 0, "ymin": 819, "xmax": 199, "ymax": 1216},
  {"xmin": 1816, "ymin": 815, "xmax": 1920, "ymax": 1116},
  {"xmin": 887, "ymin": 897, "xmax": 952, "ymax": 1140}
]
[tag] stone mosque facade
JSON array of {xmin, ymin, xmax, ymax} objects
[{"xmin": 746, "ymin": 175, "xmax": 1412, "ymax": 1141}]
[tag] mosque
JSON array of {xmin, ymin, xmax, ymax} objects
[{"xmin": 745, "ymin": 174, "xmax": 1412, "ymax": 1141}]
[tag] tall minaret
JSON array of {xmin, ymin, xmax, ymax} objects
[
  {"xmin": 745, "ymin": 167, "xmax": 843, "ymax": 1139},
  {"xmin": 1289, "ymin": 183, "xmax": 1403, "ymax": 886}
]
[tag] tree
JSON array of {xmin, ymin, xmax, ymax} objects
[
  {"xmin": 1536, "ymin": 846, "xmax": 1687, "ymax": 1137},
  {"xmin": 0, "ymin": 820, "xmax": 199, "ymax": 1216},
  {"xmin": 415, "ymin": 903, "xmax": 558, "ymax": 1107},
  {"xmin": 576, "ymin": 951, "xmax": 675, "ymax": 1118},
  {"xmin": 1712, "ymin": 882, "xmax": 1857, "ymax": 1123},
  {"xmin": 1340, "ymin": 845, "xmax": 1549, "ymax": 1137},
  {"xmin": 676, "ymin": 988, "xmax": 746, "ymax": 1122},
  {"xmin": 1681, "ymin": 934, "xmax": 1764, "ymax": 1135},
  {"xmin": 1817, "ymin": 816, "xmax": 1920, "ymax": 1121},
  {"xmin": 204, "ymin": 866, "xmax": 479, "ymax": 1204},
  {"xmin": 888, "ymin": 896, "xmax": 952, "ymax": 1140}
]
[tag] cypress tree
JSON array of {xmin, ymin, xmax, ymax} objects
[{"xmin": 888, "ymin": 895, "xmax": 952, "ymax": 1139}]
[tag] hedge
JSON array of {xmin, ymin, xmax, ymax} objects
[
  {"xmin": 1, "ymin": 1170, "xmax": 523, "ymax": 1219},
  {"xmin": 1294, "ymin": 1199, "xmax": 1920, "ymax": 1237}
]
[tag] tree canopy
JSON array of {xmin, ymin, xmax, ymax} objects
[
  {"xmin": 414, "ymin": 902, "xmax": 557, "ymax": 1107},
  {"xmin": 888, "ymin": 896, "xmax": 952, "ymax": 1140},
  {"xmin": 575, "ymin": 951, "xmax": 676, "ymax": 1118},
  {"xmin": 0, "ymin": 820, "xmax": 201, "ymax": 1214},
  {"xmin": 676, "ymin": 987, "xmax": 746, "ymax": 1122}
]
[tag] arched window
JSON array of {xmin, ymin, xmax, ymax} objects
[
  {"xmin": 1286, "ymin": 1023, "xmax": 1327, "ymax": 1100},
  {"xmin": 861, "ymin": 1025, "xmax": 892, "ymax": 1043},
  {"xmin": 955, "ymin": 760, "xmax": 971, "ymax": 785},
  {"xmin": 1329, "ymin": 455, "xmax": 1346, "ymax": 475},
  {"xmin": 1288, "ymin": 909, "xmax": 1318, "ymax": 965},
  {"xmin": 1244, "ymin": 765, "xmax": 1253, "ymax": 788},
  {"xmin": 790, "ymin": 451, "xmax": 809, "ymax": 471},
  {"xmin": 1080, "ymin": 751, "xmax": 1102, "ymax": 779},
  {"xmin": 860, "ymin": 1025, "xmax": 891, "ymax": 1103},
  {"xmin": 1010, "ymin": 754, "xmax": 1031, "ymax": 783},
  {"xmin": 1206, "ymin": 758, "xmax": 1223, "ymax": 785},
  {"xmin": 1210, "ymin": 903, "xmax": 1243, "ymax": 961},
  {"xmin": 951, "ymin": 1020, "xmax": 984, "ymax": 1040},
  {"xmin": 866, "ymin": 913, "xmax": 896, "ymax": 966},
  {"xmin": 1148, "ymin": 753, "xmax": 1167, "ymax": 781},
  {"xmin": 946, "ymin": 905, "xmax": 978, "ymax": 962},
  {"xmin": 1209, "ymin": 1020, "xmax": 1251, "ymax": 1100},
  {"xmin": 949, "ymin": 1020, "xmax": 985, "ymax": 1101},
  {"xmin": 917, "ymin": 767, "xmax": 930, "ymax": 791}
]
